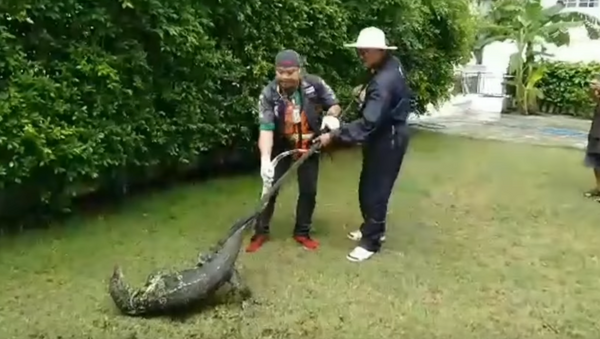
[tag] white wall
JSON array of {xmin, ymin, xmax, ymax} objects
[
  {"xmin": 475, "ymin": 0, "xmax": 600, "ymax": 72},
  {"xmin": 429, "ymin": 1, "xmax": 600, "ymax": 118}
]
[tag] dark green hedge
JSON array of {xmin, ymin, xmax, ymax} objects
[
  {"xmin": 0, "ymin": 0, "xmax": 474, "ymax": 221},
  {"xmin": 537, "ymin": 61, "xmax": 600, "ymax": 118}
]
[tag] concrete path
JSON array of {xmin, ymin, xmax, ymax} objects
[{"xmin": 409, "ymin": 112, "xmax": 591, "ymax": 150}]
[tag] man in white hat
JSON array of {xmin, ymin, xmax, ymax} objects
[{"xmin": 314, "ymin": 27, "xmax": 414, "ymax": 262}]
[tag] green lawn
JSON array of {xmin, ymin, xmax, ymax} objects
[{"xmin": 1, "ymin": 131, "xmax": 599, "ymax": 339}]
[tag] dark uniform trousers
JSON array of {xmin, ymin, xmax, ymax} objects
[
  {"xmin": 255, "ymin": 152, "xmax": 319, "ymax": 236},
  {"xmin": 359, "ymin": 124, "xmax": 410, "ymax": 252}
]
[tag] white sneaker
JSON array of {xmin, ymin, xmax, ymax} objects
[
  {"xmin": 346, "ymin": 246, "xmax": 376, "ymax": 262},
  {"xmin": 346, "ymin": 230, "xmax": 386, "ymax": 242}
]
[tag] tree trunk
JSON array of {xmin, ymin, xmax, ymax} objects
[
  {"xmin": 524, "ymin": 43, "xmax": 535, "ymax": 67},
  {"xmin": 473, "ymin": 48, "xmax": 484, "ymax": 64},
  {"xmin": 523, "ymin": 43, "xmax": 537, "ymax": 115}
]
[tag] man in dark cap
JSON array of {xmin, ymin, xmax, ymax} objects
[
  {"xmin": 246, "ymin": 49, "xmax": 342, "ymax": 253},
  {"xmin": 314, "ymin": 27, "xmax": 414, "ymax": 262}
]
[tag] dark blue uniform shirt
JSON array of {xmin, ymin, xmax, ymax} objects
[{"xmin": 334, "ymin": 56, "xmax": 413, "ymax": 143}]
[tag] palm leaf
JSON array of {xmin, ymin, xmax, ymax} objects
[
  {"xmin": 541, "ymin": 3, "xmax": 566, "ymax": 18},
  {"xmin": 542, "ymin": 21, "xmax": 582, "ymax": 34},
  {"xmin": 555, "ymin": 10, "xmax": 600, "ymax": 25},
  {"xmin": 508, "ymin": 51, "xmax": 524, "ymax": 74},
  {"xmin": 474, "ymin": 34, "xmax": 509, "ymax": 49},
  {"xmin": 523, "ymin": 0, "xmax": 544, "ymax": 20},
  {"xmin": 494, "ymin": 4, "xmax": 523, "ymax": 14},
  {"xmin": 555, "ymin": 11, "xmax": 600, "ymax": 40},
  {"xmin": 583, "ymin": 21, "xmax": 600, "ymax": 40},
  {"xmin": 526, "ymin": 65, "xmax": 546, "ymax": 89},
  {"xmin": 546, "ymin": 29, "xmax": 570, "ymax": 46}
]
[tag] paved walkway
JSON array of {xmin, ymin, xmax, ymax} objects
[{"xmin": 409, "ymin": 113, "xmax": 591, "ymax": 150}]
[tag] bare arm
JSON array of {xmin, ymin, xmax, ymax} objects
[
  {"xmin": 258, "ymin": 131, "xmax": 274, "ymax": 160},
  {"xmin": 257, "ymin": 91, "xmax": 276, "ymax": 160},
  {"xmin": 326, "ymin": 104, "xmax": 342, "ymax": 117}
]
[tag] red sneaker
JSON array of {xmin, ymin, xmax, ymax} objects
[
  {"xmin": 293, "ymin": 235, "xmax": 319, "ymax": 250},
  {"xmin": 246, "ymin": 235, "xmax": 269, "ymax": 253}
]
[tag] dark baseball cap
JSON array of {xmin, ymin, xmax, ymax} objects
[{"xmin": 275, "ymin": 49, "xmax": 302, "ymax": 68}]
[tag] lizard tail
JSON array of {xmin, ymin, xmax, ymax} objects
[{"xmin": 108, "ymin": 265, "xmax": 141, "ymax": 316}]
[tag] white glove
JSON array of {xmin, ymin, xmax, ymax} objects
[
  {"xmin": 260, "ymin": 156, "xmax": 274, "ymax": 186},
  {"xmin": 261, "ymin": 184, "xmax": 270, "ymax": 197},
  {"xmin": 321, "ymin": 115, "xmax": 340, "ymax": 131}
]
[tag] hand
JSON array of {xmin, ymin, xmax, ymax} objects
[
  {"xmin": 352, "ymin": 85, "xmax": 366, "ymax": 105},
  {"xmin": 320, "ymin": 115, "xmax": 340, "ymax": 131},
  {"xmin": 260, "ymin": 156, "xmax": 274, "ymax": 185},
  {"xmin": 590, "ymin": 86, "xmax": 600, "ymax": 102},
  {"xmin": 313, "ymin": 133, "xmax": 333, "ymax": 148},
  {"xmin": 590, "ymin": 80, "xmax": 600, "ymax": 95}
]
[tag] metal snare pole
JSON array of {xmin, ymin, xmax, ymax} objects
[
  {"xmin": 219, "ymin": 143, "xmax": 322, "ymax": 245},
  {"xmin": 271, "ymin": 148, "xmax": 309, "ymax": 168},
  {"xmin": 260, "ymin": 148, "xmax": 310, "ymax": 197}
]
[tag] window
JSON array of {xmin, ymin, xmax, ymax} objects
[
  {"xmin": 579, "ymin": 0, "xmax": 599, "ymax": 7},
  {"xmin": 562, "ymin": 0, "xmax": 599, "ymax": 7}
]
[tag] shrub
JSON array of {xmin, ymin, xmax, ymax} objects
[
  {"xmin": 537, "ymin": 61, "xmax": 600, "ymax": 119},
  {"xmin": 0, "ymin": 0, "xmax": 475, "ymax": 222}
]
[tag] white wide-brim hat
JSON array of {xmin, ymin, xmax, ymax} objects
[{"xmin": 344, "ymin": 27, "xmax": 397, "ymax": 50}]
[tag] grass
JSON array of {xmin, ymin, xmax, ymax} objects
[{"xmin": 1, "ymin": 131, "xmax": 600, "ymax": 339}]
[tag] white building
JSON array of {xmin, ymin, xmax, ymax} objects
[
  {"xmin": 420, "ymin": 0, "xmax": 599, "ymax": 119},
  {"xmin": 478, "ymin": 0, "xmax": 600, "ymax": 72}
]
